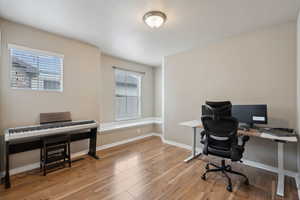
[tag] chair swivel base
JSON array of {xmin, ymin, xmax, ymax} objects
[{"xmin": 201, "ymin": 160, "xmax": 249, "ymax": 192}]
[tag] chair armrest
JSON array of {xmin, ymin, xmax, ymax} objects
[
  {"xmin": 200, "ymin": 130, "xmax": 209, "ymax": 155},
  {"xmin": 230, "ymin": 136, "xmax": 249, "ymax": 161},
  {"xmin": 200, "ymin": 130, "xmax": 206, "ymax": 144},
  {"xmin": 239, "ymin": 135, "xmax": 250, "ymax": 147}
]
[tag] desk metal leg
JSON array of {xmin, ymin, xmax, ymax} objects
[
  {"xmin": 184, "ymin": 127, "xmax": 201, "ymax": 162},
  {"xmin": 276, "ymin": 142, "xmax": 284, "ymax": 197}
]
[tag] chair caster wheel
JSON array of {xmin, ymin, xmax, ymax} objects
[
  {"xmin": 201, "ymin": 175, "xmax": 206, "ymax": 180},
  {"xmin": 227, "ymin": 185, "xmax": 232, "ymax": 192},
  {"xmin": 244, "ymin": 179, "xmax": 249, "ymax": 185}
]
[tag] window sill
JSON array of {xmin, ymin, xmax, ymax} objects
[
  {"xmin": 11, "ymin": 87, "xmax": 63, "ymax": 93},
  {"xmin": 99, "ymin": 117, "xmax": 162, "ymax": 133},
  {"xmin": 114, "ymin": 116, "xmax": 142, "ymax": 122}
]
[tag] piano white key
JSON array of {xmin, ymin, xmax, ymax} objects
[{"xmin": 5, "ymin": 120, "xmax": 98, "ymax": 141}]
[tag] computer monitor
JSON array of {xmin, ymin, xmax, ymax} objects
[{"xmin": 231, "ymin": 104, "xmax": 267, "ymax": 128}]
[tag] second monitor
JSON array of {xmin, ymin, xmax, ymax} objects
[{"xmin": 231, "ymin": 104, "xmax": 267, "ymax": 128}]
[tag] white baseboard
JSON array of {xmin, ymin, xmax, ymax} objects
[
  {"xmin": 161, "ymin": 137, "xmax": 297, "ymax": 178},
  {"xmin": 242, "ymin": 159, "xmax": 297, "ymax": 178},
  {"xmin": 151, "ymin": 133, "xmax": 162, "ymax": 137},
  {"xmin": 0, "ymin": 149, "xmax": 91, "ymax": 177},
  {"xmin": 161, "ymin": 137, "xmax": 300, "ymax": 197},
  {"xmin": 297, "ymin": 174, "xmax": 300, "ymax": 188},
  {"xmin": 96, "ymin": 133, "xmax": 159, "ymax": 151},
  {"xmin": 2, "ymin": 132, "xmax": 298, "ymax": 196},
  {"xmin": 295, "ymin": 174, "xmax": 300, "ymax": 198},
  {"xmin": 0, "ymin": 133, "xmax": 161, "ymax": 177},
  {"xmin": 162, "ymin": 138, "xmax": 195, "ymax": 151},
  {"xmin": 8, "ymin": 163, "xmax": 40, "ymax": 176}
]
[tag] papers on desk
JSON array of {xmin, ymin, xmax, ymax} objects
[
  {"xmin": 259, "ymin": 128, "xmax": 297, "ymax": 142},
  {"xmin": 260, "ymin": 133, "xmax": 297, "ymax": 142}
]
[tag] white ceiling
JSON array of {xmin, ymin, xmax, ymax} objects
[{"xmin": 0, "ymin": 0, "xmax": 299, "ymax": 67}]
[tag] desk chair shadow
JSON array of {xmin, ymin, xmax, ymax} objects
[{"xmin": 201, "ymin": 101, "xmax": 250, "ymax": 192}]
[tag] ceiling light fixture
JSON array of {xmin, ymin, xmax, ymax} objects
[{"xmin": 143, "ymin": 11, "xmax": 167, "ymax": 28}]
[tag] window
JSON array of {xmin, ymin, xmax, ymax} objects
[
  {"xmin": 9, "ymin": 45, "xmax": 63, "ymax": 91},
  {"xmin": 115, "ymin": 68, "xmax": 142, "ymax": 120}
]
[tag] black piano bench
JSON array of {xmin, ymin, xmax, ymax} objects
[{"xmin": 40, "ymin": 134, "xmax": 71, "ymax": 176}]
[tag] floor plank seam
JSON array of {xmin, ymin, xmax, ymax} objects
[{"xmin": 1, "ymin": 137, "xmax": 298, "ymax": 200}]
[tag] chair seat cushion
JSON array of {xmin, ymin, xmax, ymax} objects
[
  {"xmin": 207, "ymin": 147, "xmax": 231, "ymax": 158},
  {"xmin": 207, "ymin": 145, "xmax": 244, "ymax": 161}
]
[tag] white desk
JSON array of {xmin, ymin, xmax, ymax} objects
[
  {"xmin": 179, "ymin": 120, "xmax": 203, "ymax": 162},
  {"xmin": 179, "ymin": 120, "xmax": 298, "ymax": 197}
]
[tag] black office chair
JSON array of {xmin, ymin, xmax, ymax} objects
[{"xmin": 200, "ymin": 101, "xmax": 250, "ymax": 192}]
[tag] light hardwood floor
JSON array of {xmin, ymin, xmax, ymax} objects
[{"xmin": 0, "ymin": 136, "xmax": 298, "ymax": 200}]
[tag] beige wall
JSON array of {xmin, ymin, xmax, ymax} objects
[
  {"xmin": 0, "ymin": 19, "xmax": 161, "ymax": 171},
  {"xmin": 154, "ymin": 67, "xmax": 163, "ymax": 134},
  {"xmin": 0, "ymin": 19, "xmax": 101, "ymax": 169},
  {"xmin": 100, "ymin": 54, "xmax": 155, "ymax": 122},
  {"xmin": 100, "ymin": 124, "xmax": 154, "ymax": 145},
  {"xmin": 98, "ymin": 54, "xmax": 158, "ymax": 144},
  {"xmin": 154, "ymin": 67, "xmax": 162, "ymax": 117},
  {"xmin": 0, "ymin": 18, "xmax": 3, "ymax": 131},
  {"xmin": 164, "ymin": 22, "xmax": 298, "ymax": 171},
  {"xmin": 297, "ymin": 12, "xmax": 300, "ymax": 174},
  {"xmin": 0, "ymin": 20, "xmax": 101, "ymax": 129}
]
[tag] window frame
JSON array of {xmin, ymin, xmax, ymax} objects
[
  {"xmin": 114, "ymin": 68, "xmax": 143, "ymax": 121},
  {"xmin": 8, "ymin": 44, "xmax": 64, "ymax": 92}
]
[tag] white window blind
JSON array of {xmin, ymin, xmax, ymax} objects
[
  {"xmin": 115, "ymin": 68, "xmax": 142, "ymax": 120},
  {"xmin": 10, "ymin": 46, "xmax": 63, "ymax": 91}
]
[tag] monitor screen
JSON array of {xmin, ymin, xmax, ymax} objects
[{"xmin": 231, "ymin": 104, "xmax": 267, "ymax": 125}]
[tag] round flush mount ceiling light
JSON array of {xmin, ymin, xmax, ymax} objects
[{"xmin": 143, "ymin": 11, "xmax": 167, "ymax": 28}]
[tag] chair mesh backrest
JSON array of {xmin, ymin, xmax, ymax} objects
[
  {"xmin": 201, "ymin": 116, "xmax": 238, "ymax": 138},
  {"xmin": 203, "ymin": 101, "xmax": 232, "ymax": 119},
  {"xmin": 201, "ymin": 101, "xmax": 238, "ymax": 149}
]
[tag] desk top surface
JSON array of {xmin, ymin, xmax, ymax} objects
[{"xmin": 179, "ymin": 120, "xmax": 298, "ymax": 143}]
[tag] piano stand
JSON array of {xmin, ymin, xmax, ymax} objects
[
  {"xmin": 71, "ymin": 157, "xmax": 85, "ymax": 163},
  {"xmin": 4, "ymin": 179, "xmax": 10, "ymax": 189},
  {"xmin": 87, "ymin": 128, "xmax": 99, "ymax": 160},
  {"xmin": 88, "ymin": 153, "xmax": 100, "ymax": 160},
  {"xmin": 3, "ymin": 127, "xmax": 99, "ymax": 189}
]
